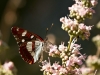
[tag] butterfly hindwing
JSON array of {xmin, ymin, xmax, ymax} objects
[
  {"xmin": 19, "ymin": 42, "xmax": 34, "ymax": 64},
  {"xmin": 11, "ymin": 26, "xmax": 44, "ymax": 64}
]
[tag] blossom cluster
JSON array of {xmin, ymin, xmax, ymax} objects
[
  {"xmin": 0, "ymin": 31, "xmax": 17, "ymax": 75},
  {"xmin": 40, "ymin": 0, "xmax": 98, "ymax": 75},
  {"xmin": 41, "ymin": 59, "xmax": 68, "ymax": 75},
  {"xmin": 0, "ymin": 61, "xmax": 17, "ymax": 75},
  {"xmin": 60, "ymin": 17, "xmax": 92, "ymax": 40},
  {"xmin": 69, "ymin": 0, "xmax": 98, "ymax": 21},
  {"xmin": 41, "ymin": 39, "xmax": 86, "ymax": 75},
  {"xmin": 60, "ymin": 0, "xmax": 98, "ymax": 40}
]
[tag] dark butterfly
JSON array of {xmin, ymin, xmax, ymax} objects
[{"xmin": 11, "ymin": 27, "xmax": 51, "ymax": 64}]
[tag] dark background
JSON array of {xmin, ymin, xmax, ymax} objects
[{"xmin": 0, "ymin": 0, "xmax": 100, "ymax": 75}]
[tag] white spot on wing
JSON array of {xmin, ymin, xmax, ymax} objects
[
  {"xmin": 11, "ymin": 27, "xmax": 13, "ymax": 30},
  {"xmin": 14, "ymin": 36, "xmax": 16, "ymax": 37},
  {"xmin": 22, "ymin": 31, "xmax": 27, "ymax": 36},
  {"xmin": 31, "ymin": 35, "xmax": 34, "ymax": 39},
  {"xmin": 17, "ymin": 28, "xmax": 19, "ymax": 31},
  {"xmin": 21, "ymin": 55, "xmax": 22, "ymax": 57},
  {"xmin": 22, "ymin": 39, "xmax": 25, "ymax": 42},
  {"xmin": 15, "ymin": 38, "xmax": 17, "ymax": 40},
  {"xmin": 26, "ymin": 42, "xmax": 32, "ymax": 51}
]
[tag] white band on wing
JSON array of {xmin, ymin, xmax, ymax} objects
[
  {"xmin": 22, "ymin": 31, "xmax": 27, "ymax": 36},
  {"xmin": 26, "ymin": 42, "xmax": 32, "ymax": 51}
]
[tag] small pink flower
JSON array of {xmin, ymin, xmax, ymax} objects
[
  {"xmin": 70, "ymin": 41, "xmax": 81, "ymax": 53},
  {"xmin": 60, "ymin": 17, "xmax": 65, "ymax": 23},
  {"xmin": 41, "ymin": 59, "xmax": 52, "ymax": 72},
  {"xmin": 3, "ymin": 61, "xmax": 14, "ymax": 70},
  {"xmin": 71, "ymin": 55, "xmax": 82, "ymax": 65},
  {"xmin": 74, "ymin": 68, "xmax": 82, "ymax": 75},
  {"xmin": 49, "ymin": 45, "xmax": 57, "ymax": 53},
  {"xmin": 72, "ymin": 47, "xmax": 81, "ymax": 55},
  {"xmin": 60, "ymin": 16, "xmax": 78, "ymax": 31},
  {"xmin": 78, "ymin": 54, "xmax": 86, "ymax": 60},
  {"xmin": 52, "ymin": 62, "xmax": 61, "ymax": 70},
  {"xmin": 91, "ymin": 0, "xmax": 98, "ymax": 6},
  {"xmin": 87, "ymin": 8, "xmax": 95, "ymax": 13},
  {"xmin": 59, "ymin": 67, "xmax": 68, "ymax": 74},
  {"xmin": 49, "ymin": 45, "xmax": 60, "ymax": 56},
  {"xmin": 78, "ymin": 23, "xmax": 92, "ymax": 39},
  {"xmin": 58, "ymin": 42, "xmax": 66, "ymax": 52},
  {"xmin": 86, "ymin": 26, "xmax": 92, "ymax": 31},
  {"xmin": 76, "ymin": 59, "xmax": 83, "ymax": 65},
  {"xmin": 78, "ymin": 7, "xmax": 88, "ymax": 17},
  {"xmin": 74, "ymin": 55, "xmax": 84, "ymax": 65},
  {"xmin": 79, "ymin": 23, "xmax": 86, "ymax": 31},
  {"xmin": 66, "ymin": 57, "xmax": 75, "ymax": 67}
]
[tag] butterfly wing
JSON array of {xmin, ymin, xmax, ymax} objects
[{"xmin": 11, "ymin": 26, "xmax": 44, "ymax": 64}]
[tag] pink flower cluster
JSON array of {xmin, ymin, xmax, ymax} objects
[
  {"xmin": 41, "ymin": 39, "xmax": 86, "ymax": 75},
  {"xmin": 69, "ymin": 0, "xmax": 97, "ymax": 20},
  {"xmin": 69, "ymin": 4, "xmax": 95, "ymax": 18},
  {"xmin": 40, "ymin": 0, "xmax": 98, "ymax": 75},
  {"xmin": 0, "ymin": 61, "xmax": 17, "ymax": 75},
  {"xmin": 3, "ymin": 61, "xmax": 14, "ymax": 71},
  {"xmin": 60, "ymin": 16, "xmax": 92, "ymax": 39},
  {"xmin": 74, "ymin": 0, "xmax": 98, "ymax": 6},
  {"xmin": 41, "ymin": 59, "xmax": 68, "ymax": 75},
  {"xmin": 59, "ymin": 0, "xmax": 97, "ymax": 40},
  {"xmin": 49, "ymin": 45, "xmax": 60, "ymax": 57}
]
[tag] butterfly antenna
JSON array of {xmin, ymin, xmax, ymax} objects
[
  {"xmin": 46, "ymin": 23, "xmax": 53, "ymax": 34},
  {"xmin": 46, "ymin": 28, "xmax": 49, "ymax": 35},
  {"xmin": 45, "ymin": 23, "xmax": 54, "ymax": 39},
  {"xmin": 48, "ymin": 23, "xmax": 53, "ymax": 32}
]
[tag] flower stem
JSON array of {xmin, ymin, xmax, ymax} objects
[
  {"xmin": 67, "ymin": 35, "xmax": 74, "ymax": 51},
  {"xmin": 62, "ymin": 35, "xmax": 74, "ymax": 67}
]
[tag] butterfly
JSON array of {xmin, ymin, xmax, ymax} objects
[{"xmin": 11, "ymin": 26, "xmax": 51, "ymax": 64}]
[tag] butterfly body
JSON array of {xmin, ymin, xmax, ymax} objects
[{"xmin": 11, "ymin": 27, "xmax": 45, "ymax": 64}]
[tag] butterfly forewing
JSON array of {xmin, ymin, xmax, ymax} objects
[
  {"xmin": 11, "ymin": 27, "xmax": 44, "ymax": 46},
  {"xmin": 11, "ymin": 26, "xmax": 44, "ymax": 64}
]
